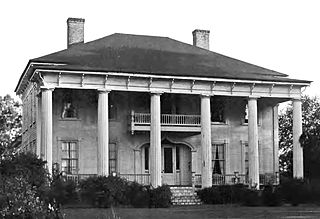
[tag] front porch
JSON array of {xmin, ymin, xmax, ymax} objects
[{"xmin": 64, "ymin": 172, "xmax": 279, "ymax": 187}]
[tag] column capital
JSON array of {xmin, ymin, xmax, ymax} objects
[
  {"xmin": 200, "ymin": 93, "xmax": 213, "ymax": 98},
  {"xmin": 97, "ymin": 89, "xmax": 111, "ymax": 94},
  {"xmin": 150, "ymin": 90, "xmax": 163, "ymax": 95},
  {"xmin": 40, "ymin": 86, "xmax": 55, "ymax": 92},
  {"xmin": 247, "ymin": 95, "xmax": 260, "ymax": 100}
]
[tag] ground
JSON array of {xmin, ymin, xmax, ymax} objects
[{"xmin": 62, "ymin": 205, "xmax": 320, "ymax": 219}]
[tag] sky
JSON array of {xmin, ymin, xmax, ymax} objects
[{"xmin": 1, "ymin": 0, "xmax": 319, "ymax": 99}]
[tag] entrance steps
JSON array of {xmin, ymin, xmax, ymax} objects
[{"xmin": 170, "ymin": 186, "xmax": 202, "ymax": 206}]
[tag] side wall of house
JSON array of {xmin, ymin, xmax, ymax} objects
[{"xmin": 21, "ymin": 82, "xmax": 37, "ymax": 153}]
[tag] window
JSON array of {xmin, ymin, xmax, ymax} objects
[
  {"xmin": 144, "ymin": 147, "xmax": 149, "ymax": 171},
  {"xmin": 176, "ymin": 147, "xmax": 180, "ymax": 170},
  {"xmin": 61, "ymin": 141, "xmax": 78, "ymax": 174},
  {"xmin": 109, "ymin": 93, "xmax": 116, "ymax": 120},
  {"xmin": 211, "ymin": 97, "xmax": 225, "ymax": 123},
  {"xmin": 109, "ymin": 143, "xmax": 117, "ymax": 173},
  {"xmin": 243, "ymin": 104, "xmax": 249, "ymax": 124},
  {"xmin": 212, "ymin": 143, "xmax": 225, "ymax": 174},
  {"xmin": 61, "ymin": 89, "xmax": 77, "ymax": 119},
  {"xmin": 244, "ymin": 142, "xmax": 249, "ymax": 175}
]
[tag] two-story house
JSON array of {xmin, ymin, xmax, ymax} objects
[{"xmin": 15, "ymin": 18, "xmax": 310, "ymax": 189}]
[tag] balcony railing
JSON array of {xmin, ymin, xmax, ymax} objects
[
  {"xmin": 63, "ymin": 174, "xmax": 97, "ymax": 184},
  {"xmin": 130, "ymin": 111, "xmax": 201, "ymax": 133}
]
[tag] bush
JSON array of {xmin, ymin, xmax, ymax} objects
[
  {"xmin": 242, "ymin": 189, "xmax": 261, "ymax": 206},
  {"xmin": 197, "ymin": 184, "xmax": 247, "ymax": 205},
  {"xmin": 261, "ymin": 185, "xmax": 282, "ymax": 206},
  {"xmin": 0, "ymin": 175, "xmax": 47, "ymax": 218},
  {"xmin": 279, "ymin": 177, "xmax": 309, "ymax": 206},
  {"xmin": 49, "ymin": 176, "xmax": 78, "ymax": 206},
  {"xmin": 150, "ymin": 185, "xmax": 172, "ymax": 208},
  {"xmin": 79, "ymin": 176, "xmax": 129, "ymax": 207},
  {"xmin": 126, "ymin": 182, "xmax": 150, "ymax": 208}
]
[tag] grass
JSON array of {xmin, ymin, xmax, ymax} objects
[{"xmin": 62, "ymin": 205, "xmax": 320, "ymax": 219}]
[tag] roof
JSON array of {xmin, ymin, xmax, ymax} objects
[{"xmin": 16, "ymin": 33, "xmax": 311, "ymax": 93}]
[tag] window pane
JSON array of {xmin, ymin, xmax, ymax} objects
[{"xmin": 145, "ymin": 147, "xmax": 149, "ymax": 171}]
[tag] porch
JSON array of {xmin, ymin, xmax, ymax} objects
[
  {"xmin": 64, "ymin": 173, "xmax": 279, "ymax": 187},
  {"xmin": 130, "ymin": 111, "xmax": 201, "ymax": 134}
]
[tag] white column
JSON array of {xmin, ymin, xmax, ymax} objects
[
  {"xmin": 36, "ymin": 94, "xmax": 42, "ymax": 158},
  {"xmin": 201, "ymin": 94, "xmax": 212, "ymax": 188},
  {"xmin": 150, "ymin": 92, "xmax": 162, "ymax": 187},
  {"xmin": 248, "ymin": 97, "xmax": 259, "ymax": 189},
  {"xmin": 41, "ymin": 88, "xmax": 53, "ymax": 175},
  {"xmin": 293, "ymin": 98, "xmax": 303, "ymax": 178},
  {"xmin": 273, "ymin": 104, "xmax": 279, "ymax": 174},
  {"xmin": 97, "ymin": 90, "xmax": 109, "ymax": 176}
]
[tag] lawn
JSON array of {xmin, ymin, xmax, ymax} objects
[{"xmin": 62, "ymin": 205, "xmax": 320, "ymax": 219}]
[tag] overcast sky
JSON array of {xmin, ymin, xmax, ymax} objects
[{"xmin": 1, "ymin": 0, "xmax": 319, "ymax": 98}]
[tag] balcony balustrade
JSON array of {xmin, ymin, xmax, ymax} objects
[{"xmin": 130, "ymin": 111, "xmax": 201, "ymax": 133}]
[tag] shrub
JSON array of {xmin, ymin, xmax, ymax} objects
[
  {"xmin": 279, "ymin": 177, "xmax": 309, "ymax": 206},
  {"xmin": 261, "ymin": 185, "xmax": 282, "ymax": 206},
  {"xmin": 126, "ymin": 182, "xmax": 150, "ymax": 208},
  {"xmin": 49, "ymin": 176, "xmax": 78, "ymax": 206},
  {"xmin": 150, "ymin": 184, "xmax": 172, "ymax": 208},
  {"xmin": 242, "ymin": 189, "xmax": 261, "ymax": 206},
  {"xmin": 0, "ymin": 175, "xmax": 47, "ymax": 218},
  {"xmin": 79, "ymin": 176, "xmax": 129, "ymax": 207},
  {"xmin": 197, "ymin": 184, "xmax": 247, "ymax": 205}
]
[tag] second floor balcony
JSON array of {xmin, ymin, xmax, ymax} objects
[{"xmin": 130, "ymin": 110, "xmax": 201, "ymax": 134}]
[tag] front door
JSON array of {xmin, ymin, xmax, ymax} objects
[{"xmin": 162, "ymin": 145, "xmax": 175, "ymax": 185}]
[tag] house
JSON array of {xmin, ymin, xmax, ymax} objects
[{"xmin": 15, "ymin": 18, "xmax": 310, "ymax": 189}]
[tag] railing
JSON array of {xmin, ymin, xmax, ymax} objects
[
  {"xmin": 193, "ymin": 173, "xmax": 278, "ymax": 187},
  {"xmin": 132, "ymin": 111, "xmax": 201, "ymax": 126},
  {"xmin": 119, "ymin": 173, "xmax": 150, "ymax": 185},
  {"xmin": 64, "ymin": 174, "xmax": 97, "ymax": 184}
]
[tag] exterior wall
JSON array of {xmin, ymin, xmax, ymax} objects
[
  {"xmin": 21, "ymin": 82, "xmax": 37, "ymax": 153},
  {"xmin": 48, "ymin": 89, "xmax": 279, "ymax": 179}
]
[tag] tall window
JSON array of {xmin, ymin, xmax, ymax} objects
[
  {"xmin": 61, "ymin": 141, "xmax": 78, "ymax": 174},
  {"xmin": 176, "ymin": 147, "xmax": 180, "ymax": 170},
  {"xmin": 109, "ymin": 143, "xmax": 117, "ymax": 173},
  {"xmin": 61, "ymin": 90, "xmax": 77, "ymax": 119},
  {"xmin": 144, "ymin": 147, "xmax": 149, "ymax": 171},
  {"xmin": 211, "ymin": 97, "xmax": 225, "ymax": 123},
  {"xmin": 212, "ymin": 143, "xmax": 225, "ymax": 174},
  {"xmin": 109, "ymin": 93, "xmax": 117, "ymax": 120}
]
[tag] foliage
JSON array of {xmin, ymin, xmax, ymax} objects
[
  {"xmin": 279, "ymin": 177, "xmax": 311, "ymax": 206},
  {"xmin": 0, "ymin": 94, "xmax": 22, "ymax": 156},
  {"xmin": 149, "ymin": 185, "xmax": 172, "ymax": 208},
  {"xmin": 79, "ymin": 176, "xmax": 172, "ymax": 208},
  {"xmin": 197, "ymin": 184, "xmax": 248, "ymax": 205},
  {"xmin": 279, "ymin": 95, "xmax": 320, "ymax": 177},
  {"xmin": 49, "ymin": 175, "xmax": 79, "ymax": 206},
  {"xmin": 126, "ymin": 182, "xmax": 150, "ymax": 208},
  {"xmin": 0, "ymin": 175, "xmax": 46, "ymax": 218},
  {"xmin": 79, "ymin": 176, "xmax": 129, "ymax": 207},
  {"xmin": 261, "ymin": 185, "xmax": 282, "ymax": 206}
]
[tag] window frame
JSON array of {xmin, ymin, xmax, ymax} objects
[
  {"xmin": 109, "ymin": 142, "xmax": 117, "ymax": 174},
  {"xmin": 59, "ymin": 140, "xmax": 79, "ymax": 174},
  {"xmin": 212, "ymin": 141, "xmax": 227, "ymax": 175}
]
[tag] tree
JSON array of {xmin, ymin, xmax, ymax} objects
[
  {"xmin": 279, "ymin": 95, "xmax": 320, "ymax": 179},
  {"xmin": 0, "ymin": 95, "xmax": 22, "ymax": 156}
]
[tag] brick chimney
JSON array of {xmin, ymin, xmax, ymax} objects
[
  {"xmin": 192, "ymin": 29, "xmax": 210, "ymax": 50},
  {"xmin": 67, "ymin": 17, "xmax": 85, "ymax": 48}
]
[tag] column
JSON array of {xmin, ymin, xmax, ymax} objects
[
  {"xmin": 36, "ymin": 94, "xmax": 42, "ymax": 158},
  {"xmin": 248, "ymin": 97, "xmax": 259, "ymax": 189},
  {"xmin": 150, "ymin": 92, "xmax": 162, "ymax": 187},
  {"xmin": 97, "ymin": 90, "xmax": 109, "ymax": 176},
  {"xmin": 273, "ymin": 104, "xmax": 279, "ymax": 174},
  {"xmin": 201, "ymin": 94, "xmax": 212, "ymax": 188},
  {"xmin": 41, "ymin": 88, "xmax": 54, "ymax": 175},
  {"xmin": 293, "ymin": 98, "xmax": 303, "ymax": 178}
]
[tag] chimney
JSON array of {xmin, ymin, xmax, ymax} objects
[
  {"xmin": 192, "ymin": 29, "xmax": 210, "ymax": 50},
  {"xmin": 67, "ymin": 17, "xmax": 85, "ymax": 48}
]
